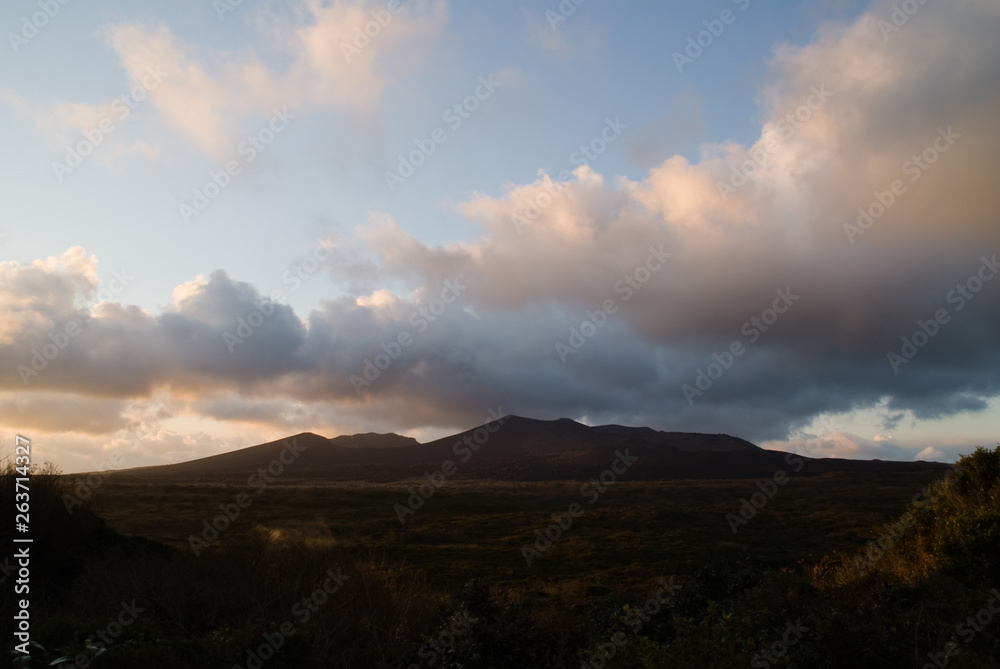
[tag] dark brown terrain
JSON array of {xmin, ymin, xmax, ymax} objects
[
  {"xmin": 6, "ymin": 417, "xmax": 995, "ymax": 669},
  {"xmin": 117, "ymin": 415, "xmax": 948, "ymax": 481}
]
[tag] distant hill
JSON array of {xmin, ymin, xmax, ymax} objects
[
  {"xmin": 117, "ymin": 415, "xmax": 948, "ymax": 481},
  {"xmin": 329, "ymin": 433, "xmax": 419, "ymax": 449}
]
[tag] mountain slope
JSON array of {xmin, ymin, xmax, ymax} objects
[{"xmin": 117, "ymin": 415, "xmax": 947, "ymax": 481}]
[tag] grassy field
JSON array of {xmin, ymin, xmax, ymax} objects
[
  {"xmin": 91, "ymin": 470, "xmax": 944, "ymax": 601},
  {"xmin": 7, "ymin": 455, "xmax": 998, "ymax": 668}
]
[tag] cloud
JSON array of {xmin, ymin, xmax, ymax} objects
[
  {"xmin": 288, "ymin": 0, "xmax": 448, "ymax": 112},
  {"xmin": 0, "ymin": 247, "xmax": 98, "ymax": 345},
  {"xmin": 0, "ymin": 424, "xmax": 245, "ymax": 475},
  {"xmin": 762, "ymin": 431, "xmax": 907, "ymax": 460},
  {"xmin": 103, "ymin": 23, "xmax": 232, "ymax": 156},
  {"xmin": 0, "ymin": 391, "xmax": 130, "ymax": 435},
  {"xmin": 4, "ymin": 0, "xmax": 1000, "ymax": 462},
  {"xmin": 9, "ymin": 1, "xmax": 449, "ymax": 158},
  {"xmin": 916, "ymin": 446, "xmax": 945, "ymax": 462},
  {"xmin": 111, "ymin": 0, "xmax": 447, "ymax": 154}
]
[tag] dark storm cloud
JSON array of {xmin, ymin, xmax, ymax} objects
[{"xmin": 2, "ymin": 0, "xmax": 999, "ymax": 449}]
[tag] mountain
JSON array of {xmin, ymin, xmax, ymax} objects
[
  {"xmin": 329, "ymin": 433, "xmax": 419, "ymax": 449},
  {"xmin": 116, "ymin": 415, "xmax": 948, "ymax": 481}
]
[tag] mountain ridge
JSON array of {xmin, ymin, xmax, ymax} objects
[{"xmin": 114, "ymin": 414, "xmax": 947, "ymax": 481}]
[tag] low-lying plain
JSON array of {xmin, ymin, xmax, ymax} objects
[{"xmin": 93, "ymin": 470, "xmax": 940, "ymax": 600}]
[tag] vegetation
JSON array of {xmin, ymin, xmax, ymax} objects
[{"xmin": 2, "ymin": 447, "xmax": 998, "ymax": 667}]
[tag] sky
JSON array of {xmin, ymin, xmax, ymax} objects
[{"xmin": 1, "ymin": 0, "xmax": 998, "ymax": 473}]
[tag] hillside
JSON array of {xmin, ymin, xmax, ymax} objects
[{"xmin": 117, "ymin": 415, "xmax": 948, "ymax": 481}]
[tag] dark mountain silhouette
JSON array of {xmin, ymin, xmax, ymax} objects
[
  {"xmin": 329, "ymin": 433, "xmax": 419, "ymax": 449},
  {"xmin": 117, "ymin": 415, "xmax": 948, "ymax": 481}
]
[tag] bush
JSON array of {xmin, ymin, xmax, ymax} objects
[{"xmin": 5, "ymin": 447, "xmax": 999, "ymax": 667}]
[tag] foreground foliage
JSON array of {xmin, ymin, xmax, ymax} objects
[{"xmin": 2, "ymin": 447, "xmax": 998, "ymax": 668}]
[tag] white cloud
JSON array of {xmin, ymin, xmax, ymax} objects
[
  {"xmin": 3, "ymin": 0, "xmax": 1000, "ymax": 465},
  {"xmin": 763, "ymin": 431, "xmax": 906, "ymax": 460},
  {"xmin": 916, "ymin": 446, "xmax": 945, "ymax": 462},
  {"xmin": 7, "ymin": 1, "xmax": 449, "ymax": 159}
]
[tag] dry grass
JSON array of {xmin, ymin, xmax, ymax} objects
[{"xmin": 3, "ymin": 449, "xmax": 998, "ymax": 668}]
